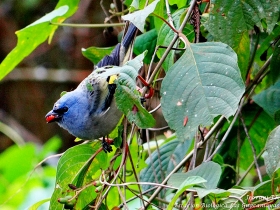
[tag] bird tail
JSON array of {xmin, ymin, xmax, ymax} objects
[{"xmin": 96, "ymin": 23, "xmax": 137, "ymax": 68}]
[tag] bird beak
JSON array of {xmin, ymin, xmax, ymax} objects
[{"xmin": 45, "ymin": 110, "xmax": 62, "ymax": 123}]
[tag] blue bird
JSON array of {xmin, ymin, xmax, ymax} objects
[{"xmin": 45, "ymin": 23, "xmax": 137, "ymax": 152}]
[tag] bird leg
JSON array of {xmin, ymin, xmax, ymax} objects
[{"xmin": 102, "ymin": 137, "xmax": 113, "ymax": 153}]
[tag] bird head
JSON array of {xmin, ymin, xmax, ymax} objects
[{"xmin": 45, "ymin": 90, "xmax": 88, "ymax": 125}]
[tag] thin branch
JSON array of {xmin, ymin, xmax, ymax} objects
[
  {"xmin": 127, "ymin": 146, "xmax": 145, "ymax": 206},
  {"xmin": 145, "ymin": 129, "xmax": 161, "ymax": 184},
  {"xmin": 239, "ymin": 111, "xmax": 263, "ymax": 183},
  {"xmin": 148, "ymin": 126, "xmax": 169, "ymax": 131},
  {"xmin": 100, "ymin": 175, "xmax": 177, "ymax": 190},
  {"xmin": 236, "ymin": 149, "xmax": 265, "ymax": 185},
  {"xmin": 100, "ymin": 0, "xmax": 113, "ymax": 23},
  {"xmin": 165, "ymin": 0, "xmax": 175, "ymax": 28},
  {"xmin": 145, "ymin": 0, "xmax": 197, "ymax": 88},
  {"xmin": 50, "ymin": 21, "xmax": 125, "ymax": 28},
  {"xmin": 245, "ymin": 55, "xmax": 272, "ymax": 94},
  {"xmin": 206, "ymin": 97, "xmax": 245, "ymax": 161},
  {"xmin": 149, "ymin": 103, "xmax": 162, "ymax": 114}
]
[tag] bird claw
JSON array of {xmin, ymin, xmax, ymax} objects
[{"xmin": 102, "ymin": 138, "xmax": 113, "ymax": 153}]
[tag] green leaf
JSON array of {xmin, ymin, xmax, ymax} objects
[
  {"xmin": 270, "ymin": 39, "xmax": 280, "ymax": 84},
  {"xmin": 207, "ymin": 0, "xmax": 279, "ymax": 34},
  {"xmin": 167, "ymin": 176, "xmax": 207, "ymax": 210},
  {"xmin": 82, "ymin": 46, "xmax": 115, "ymax": 65},
  {"xmin": 157, "ymin": 7, "xmax": 194, "ymax": 71},
  {"xmin": 27, "ymin": 198, "xmax": 50, "ymax": 210},
  {"xmin": 0, "ymin": 0, "xmax": 80, "ymax": 80},
  {"xmin": 140, "ymin": 138, "xmax": 192, "ymax": 191},
  {"xmin": 168, "ymin": 0, "xmax": 188, "ymax": 9},
  {"xmin": 115, "ymin": 53, "xmax": 156, "ymax": 128},
  {"xmin": 50, "ymin": 141, "xmax": 107, "ymax": 210},
  {"xmin": 122, "ymin": 0, "xmax": 160, "ymax": 33},
  {"xmin": 161, "ymin": 42, "xmax": 245, "ymax": 140},
  {"xmin": 253, "ymin": 80, "xmax": 280, "ymax": 120},
  {"xmin": 205, "ymin": 0, "xmax": 279, "ymax": 79},
  {"xmin": 134, "ymin": 29, "xmax": 158, "ymax": 64},
  {"xmin": 168, "ymin": 161, "xmax": 222, "ymax": 190},
  {"xmin": 116, "ymin": 86, "xmax": 155, "ymax": 128},
  {"xmin": 263, "ymin": 125, "xmax": 280, "ymax": 177}
]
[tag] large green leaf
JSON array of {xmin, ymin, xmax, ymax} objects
[
  {"xmin": 161, "ymin": 42, "xmax": 245, "ymax": 140},
  {"xmin": 253, "ymin": 80, "xmax": 280, "ymax": 121},
  {"xmin": 115, "ymin": 53, "xmax": 156, "ymax": 128},
  {"xmin": 82, "ymin": 46, "xmax": 115, "ymax": 65},
  {"xmin": 122, "ymin": 0, "xmax": 160, "ymax": 33},
  {"xmin": 134, "ymin": 29, "xmax": 158, "ymax": 64},
  {"xmin": 167, "ymin": 176, "xmax": 207, "ymax": 210},
  {"xmin": 49, "ymin": 141, "xmax": 107, "ymax": 210},
  {"xmin": 168, "ymin": 161, "xmax": 222, "ymax": 189},
  {"xmin": 206, "ymin": 0, "xmax": 279, "ymax": 79},
  {"xmin": 263, "ymin": 125, "xmax": 280, "ymax": 177},
  {"xmin": 0, "ymin": 0, "xmax": 80, "ymax": 80},
  {"xmin": 140, "ymin": 138, "xmax": 192, "ymax": 191}
]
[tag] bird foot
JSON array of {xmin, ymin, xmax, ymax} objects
[{"xmin": 102, "ymin": 137, "xmax": 113, "ymax": 153}]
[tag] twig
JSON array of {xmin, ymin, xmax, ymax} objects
[
  {"xmin": 206, "ymin": 97, "xmax": 245, "ymax": 161},
  {"xmin": 149, "ymin": 103, "xmax": 162, "ymax": 114},
  {"xmin": 50, "ymin": 21, "xmax": 125, "ymax": 28},
  {"xmin": 245, "ymin": 55, "xmax": 272, "ymax": 94},
  {"xmin": 165, "ymin": 0, "xmax": 175, "ymax": 28},
  {"xmin": 100, "ymin": 175, "xmax": 177, "ymax": 190},
  {"xmin": 239, "ymin": 111, "xmax": 263, "ymax": 183},
  {"xmin": 148, "ymin": 126, "xmax": 169, "ymax": 131},
  {"xmin": 127, "ymin": 146, "xmax": 145, "ymax": 206},
  {"xmin": 100, "ymin": 0, "xmax": 113, "ymax": 23},
  {"xmin": 236, "ymin": 148, "xmax": 264, "ymax": 185},
  {"xmin": 145, "ymin": 0, "xmax": 196, "ymax": 88},
  {"xmin": 98, "ymin": 143, "xmax": 128, "ymax": 207},
  {"xmin": 145, "ymin": 130, "xmax": 161, "ymax": 184}
]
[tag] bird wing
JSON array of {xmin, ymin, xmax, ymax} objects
[{"xmin": 93, "ymin": 23, "xmax": 137, "ymax": 113}]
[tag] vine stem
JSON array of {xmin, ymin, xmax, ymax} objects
[
  {"xmin": 245, "ymin": 55, "xmax": 272, "ymax": 94},
  {"xmin": 100, "ymin": 176, "xmax": 177, "ymax": 190},
  {"xmin": 50, "ymin": 21, "xmax": 125, "ymax": 28},
  {"xmin": 206, "ymin": 97, "xmax": 245, "ymax": 161},
  {"xmin": 145, "ymin": 1, "xmax": 196, "ymax": 89},
  {"xmin": 239, "ymin": 111, "xmax": 263, "ymax": 183},
  {"xmin": 236, "ymin": 148, "xmax": 264, "ymax": 185}
]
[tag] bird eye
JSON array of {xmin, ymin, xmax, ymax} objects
[{"xmin": 54, "ymin": 106, "xmax": 68, "ymax": 114}]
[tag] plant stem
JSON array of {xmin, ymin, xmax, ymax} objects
[
  {"xmin": 239, "ymin": 111, "xmax": 263, "ymax": 183},
  {"xmin": 50, "ymin": 21, "xmax": 125, "ymax": 28},
  {"xmin": 206, "ymin": 97, "xmax": 245, "ymax": 161},
  {"xmin": 236, "ymin": 149, "xmax": 264, "ymax": 185}
]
